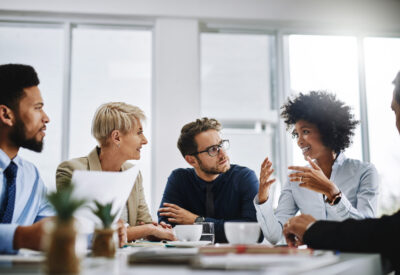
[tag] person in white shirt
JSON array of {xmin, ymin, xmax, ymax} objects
[
  {"xmin": 255, "ymin": 91, "xmax": 379, "ymax": 244},
  {"xmin": 0, "ymin": 64, "xmax": 52, "ymax": 253}
]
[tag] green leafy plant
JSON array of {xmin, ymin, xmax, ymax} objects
[
  {"xmin": 91, "ymin": 200, "xmax": 116, "ymax": 229},
  {"xmin": 47, "ymin": 184, "xmax": 86, "ymax": 222}
]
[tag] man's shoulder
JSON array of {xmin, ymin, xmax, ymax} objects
[
  {"xmin": 223, "ymin": 165, "xmax": 258, "ymax": 194},
  {"xmin": 227, "ymin": 164, "xmax": 255, "ymax": 177},
  {"xmin": 15, "ymin": 156, "xmax": 40, "ymax": 176},
  {"xmin": 223, "ymin": 164, "xmax": 257, "ymax": 186},
  {"xmin": 167, "ymin": 167, "xmax": 196, "ymax": 185},
  {"xmin": 170, "ymin": 167, "xmax": 195, "ymax": 176},
  {"xmin": 15, "ymin": 157, "xmax": 47, "ymax": 192}
]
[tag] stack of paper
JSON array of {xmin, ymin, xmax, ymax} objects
[
  {"xmin": 199, "ymin": 244, "xmax": 313, "ymax": 255},
  {"xmin": 193, "ymin": 252, "xmax": 338, "ymax": 272}
]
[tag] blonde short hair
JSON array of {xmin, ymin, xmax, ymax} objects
[{"xmin": 91, "ymin": 102, "xmax": 146, "ymax": 146}]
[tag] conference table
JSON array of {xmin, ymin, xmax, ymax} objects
[{"xmin": 0, "ymin": 245, "xmax": 387, "ymax": 275}]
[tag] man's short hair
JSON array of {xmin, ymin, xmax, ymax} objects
[
  {"xmin": 177, "ymin": 117, "xmax": 221, "ymax": 157},
  {"xmin": 91, "ymin": 102, "xmax": 146, "ymax": 146},
  {"xmin": 0, "ymin": 64, "xmax": 39, "ymax": 111},
  {"xmin": 393, "ymin": 71, "xmax": 400, "ymax": 105}
]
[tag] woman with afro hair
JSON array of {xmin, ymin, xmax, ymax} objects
[{"xmin": 254, "ymin": 91, "xmax": 379, "ymax": 245}]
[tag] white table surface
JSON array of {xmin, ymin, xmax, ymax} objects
[{"xmin": 0, "ymin": 247, "xmax": 385, "ymax": 275}]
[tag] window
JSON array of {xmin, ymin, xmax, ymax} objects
[
  {"xmin": 2, "ymin": 16, "xmax": 400, "ymax": 216},
  {"xmin": 0, "ymin": 24, "xmax": 64, "ymax": 191},
  {"xmin": 201, "ymin": 32, "xmax": 277, "ymax": 195},
  {"xmin": 69, "ymin": 26, "xmax": 152, "ymax": 205},
  {"xmin": 364, "ymin": 37, "xmax": 400, "ymax": 215},
  {"xmin": 0, "ymin": 23, "xmax": 152, "ymax": 200}
]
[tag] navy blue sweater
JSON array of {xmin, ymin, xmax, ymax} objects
[{"xmin": 158, "ymin": 164, "xmax": 259, "ymax": 243}]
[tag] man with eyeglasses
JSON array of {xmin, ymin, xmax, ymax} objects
[{"xmin": 158, "ymin": 118, "xmax": 260, "ymax": 243}]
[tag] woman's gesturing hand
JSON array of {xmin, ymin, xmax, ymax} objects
[
  {"xmin": 258, "ymin": 157, "xmax": 276, "ymax": 204},
  {"xmin": 288, "ymin": 156, "xmax": 339, "ymax": 201}
]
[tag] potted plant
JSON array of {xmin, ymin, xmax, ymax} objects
[
  {"xmin": 91, "ymin": 200, "xmax": 117, "ymax": 258},
  {"xmin": 46, "ymin": 184, "xmax": 86, "ymax": 274}
]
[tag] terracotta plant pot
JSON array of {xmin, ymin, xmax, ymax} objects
[
  {"xmin": 46, "ymin": 219, "xmax": 79, "ymax": 274},
  {"xmin": 92, "ymin": 228, "xmax": 116, "ymax": 258}
]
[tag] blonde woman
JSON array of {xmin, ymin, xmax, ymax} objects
[{"xmin": 56, "ymin": 102, "xmax": 175, "ymax": 242}]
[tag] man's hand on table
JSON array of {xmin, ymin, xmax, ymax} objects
[
  {"xmin": 158, "ymin": 203, "xmax": 197, "ymax": 224},
  {"xmin": 137, "ymin": 221, "xmax": 176, "ymax": 241},
  {"xmin": 283, "ymin": 214, "xmax": 316, "ymax": 247},
  {"xmin": 13, "ymin": 218, "xmax": 51, "ymax": 251},
  {"xmin": 138, "ymin": 221, "xmax": 173, "ymax": 229},
  {"xmin": 145, "ymin": 223, "xmax": 177, "ymax": 241}
]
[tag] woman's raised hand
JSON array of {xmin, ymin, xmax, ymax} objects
[
  {"xmin": 288, "ymin": 156, "xmax": 339, "ymax": 200},
  {"xmin": 258, "ymin": 157, "xmax": 276, "ymax": 204}
]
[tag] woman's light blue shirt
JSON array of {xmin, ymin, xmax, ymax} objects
[{"xmin": 255, "ymin": 153, "xmax": 379, "ymax": 244}]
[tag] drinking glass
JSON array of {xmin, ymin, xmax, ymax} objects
[{"xmin": 195, "ymin": 222, "xmax": 215, "ymax": 244}]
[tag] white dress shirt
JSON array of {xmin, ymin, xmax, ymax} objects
[
  {"xmin": 254, "ymin": 153, "xmax": 379, "ymax": 244},
  {"xmin": 0, "ymin": 149, "xmax": 54, "ymax": 253}
]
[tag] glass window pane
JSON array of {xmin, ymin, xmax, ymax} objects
[
  {"xmin": 288, "ymin": 35, "xmax": 362, "ymax": 165},
  {"xmin": 201, "ymin": 33, "xmax": 274, "ymax": 120},
  {"xmin": 201, "ymin": 32, "xmax": 276, "ymax": 180},
  {"xmin": 0, "ymin": 24, "xmax": 64, "ymax": 191},
  {"xmin": 364, "ymin": 37, "xmax": 400, "ymax": 215},
  {"xmin": 69, "ymin": 27, "xmax": 152, "ymax": 206},
  {"xmin": 221, "ymin": 127, "xmax": 275, "ymax": 178}
]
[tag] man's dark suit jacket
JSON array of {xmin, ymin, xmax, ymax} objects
[{"xmin": 304, "ymin": 210, "xmax": 400, "ymax": 272}]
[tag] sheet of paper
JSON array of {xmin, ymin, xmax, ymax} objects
[
  {"xmin": 0, "ymin": 249, "xmax": 44, "ymax": 263},
  {"xmin": 195, "ymin": 252, "xmax": 338, "ymax": 272},
  {"xmin": 71, "ymin": 165, "xmax": 139, "ymax": 234}
]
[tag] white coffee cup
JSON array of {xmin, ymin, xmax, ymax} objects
[
  {"xmin": 174, "ymin": 224, "xmax": 202, "ymax": 241},
  {"xmin": 224, "ymin": 222, "xmax": 260, "ymax": 244}
]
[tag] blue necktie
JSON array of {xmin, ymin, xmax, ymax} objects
[{"xmin": 0, "ymin": 161, "xmax": 18, "ymax": 223}]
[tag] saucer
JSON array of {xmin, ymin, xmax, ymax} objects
[{"xmin": 167, "ymin": 240, "xmax": 212, "ymax": 248}]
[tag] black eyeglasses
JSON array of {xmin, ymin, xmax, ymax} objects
[{"xmin": 191, "ymin": 140, "xmax": 230, "ymax": 157}]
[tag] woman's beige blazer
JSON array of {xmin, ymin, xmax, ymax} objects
[{"xmin": 56, "ymin": 147, "xmax": 152, "ymax": 225}]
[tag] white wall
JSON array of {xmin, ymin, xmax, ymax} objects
[{"xmin": 1, "ymin": 0, "xmax": 400, "ymax": 32}]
